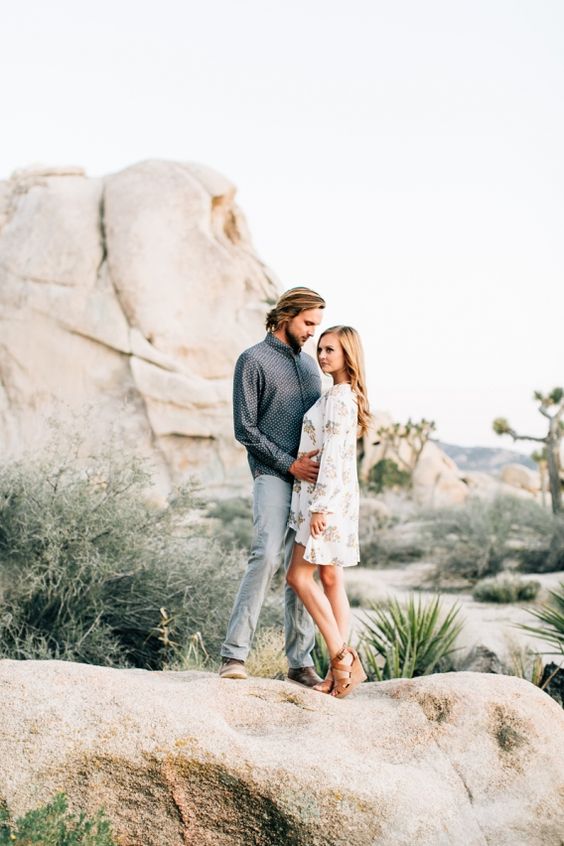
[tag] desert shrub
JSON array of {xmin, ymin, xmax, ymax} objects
[
  {"xmin": 360, "ymin": 534, "xmax": 427, "ymax": 569},
  {"xmin": 0, "ymin": 793, "xmax": 115, "ymax": 845},
  {"xmin": 360, "ymin": 594, "xmax": 463, "ymax": 680},
  {"xmin": 472, "ymin": 574, "xmax": 541, "ymax": 604},
  {"xmin": 0, "ymin": 446, "xmax": 247, "ymax": 667},
  {"xmin": 359, "ymin": 516, "xmax": 427, "ymax": 569},
  {"xmin": 518, "ymin": 582, "xmax": 564, "ymax": 655},
  {"xmin": 205, "ymin": 496, "xmax": 253, "ymax": 550},
  {"xmin": 512, "ymin": 515, "xmax": 564, "ymax": 573},
  {"xmin": 167, "ymin": 630, "xmax": 212, "ymax": 671},
  {"xmin": 245, "ymin": 627, "xmax": 287, "ymax": 679},
  {"xmin": 347, "ymin": 582, "xmax": 366, "ymax": 608},
  {"xmin": 367, "ymin": 459, "xmax": 411, "ymax": 493},
  {"xmin": 428, "ymin": 496, "xmax": 556, "ymax": 583}
]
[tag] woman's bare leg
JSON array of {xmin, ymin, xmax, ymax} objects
[
  {"xmin": 314, "ymin": 564, "xmax": 350, "ymax": 691},
  {"xmin": 318, "ymin": 564, "xmax": 350, "ymax": 642},
  {"xmin": 286, "ymin": 544, "xmax": 346, "ymax": 663}
]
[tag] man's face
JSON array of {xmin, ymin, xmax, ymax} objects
[{"xmin": 284, "ymin": 308, "xmax": 324, "ymax": 353}]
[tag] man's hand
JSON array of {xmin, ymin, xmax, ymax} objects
[
  {"xmin": 289, "ymin": 450, "xmax": 320, "ymax": 483},
  {"xmin": 310, "ymin": 512, "xmax": 326, "ymax": 538}
]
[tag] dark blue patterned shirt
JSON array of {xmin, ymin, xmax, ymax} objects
[{"xmin": 233, "ymin": 333, "xmax": 321, "ymax": 482}]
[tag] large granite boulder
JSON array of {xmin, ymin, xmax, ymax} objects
[
  {"xmin": 0, "ymin": 660, "xmax": 562, "ymax": 845},
  {"xmin": 0, "ymin": 161, "xmax": 278, "ymax": 491},
  {"xmin": 359, "ymin": 421, "xmax": 470, "ymax": 508},
  {"xmin": 499, "ymin": 463, "xmax": 541, "ymax": 494},
  {"xmin": 412, "ymin": 441, "xmax": 469, "ymax": 507}
]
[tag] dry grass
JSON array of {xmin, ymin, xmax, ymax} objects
[{"xmin": 246, "ymin": 627, "xmax": 287, "ymax": 679}]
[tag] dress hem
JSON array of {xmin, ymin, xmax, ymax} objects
[{"xmin": 293, "ymin": 540, "xmax": 359, "ymax": 568}]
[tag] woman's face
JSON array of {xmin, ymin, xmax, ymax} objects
[{"xmin": 317, "ymin": 332, "xmax": 347, "ymax": 378}]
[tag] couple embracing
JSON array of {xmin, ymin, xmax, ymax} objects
[{"xmin": 219, "ymin": 287, "xmax": 370, "ymax": 698}]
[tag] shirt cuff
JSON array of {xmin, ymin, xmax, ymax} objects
[{"xmin": 280, "ymin": 455, "xmax": 295, "ymax": 475}]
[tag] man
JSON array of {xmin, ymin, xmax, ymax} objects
[{"xmin": 219, "ymin": 286, "xmax": 326, "ymax": 687}]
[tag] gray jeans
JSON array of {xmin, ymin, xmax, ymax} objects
[{"xmin": 220, "ymin": 474, "xmax": 315, "ymax": 668}]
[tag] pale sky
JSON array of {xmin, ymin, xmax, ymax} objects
[{"xmin": 2, "ymin": 0, "xmax": 563, "ymax": 451}]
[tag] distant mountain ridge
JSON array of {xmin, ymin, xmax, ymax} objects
[{"xmin": 436, "ymin": 441, "xmax": 536, "ymax": 473}]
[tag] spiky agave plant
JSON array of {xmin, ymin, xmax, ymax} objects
[
  {"xmin": 517, "ymin": 582, "xmax": 564, "ymax": 655},
  {"xmin": 360, "ymin": 593, "xmax": 464, "ymax": 680}
]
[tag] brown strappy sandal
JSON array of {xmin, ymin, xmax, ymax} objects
[
  {"xmin": 313, "ymin": 670, "xmax": 334, "ymax": 694},
  {"xmin": 330, "ymin": 645, "xmax": 367, "ymax": 699}
]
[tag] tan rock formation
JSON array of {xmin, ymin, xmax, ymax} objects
[
  {"xmin": 499, "ymin": 463, "xmax": 541, "ymax": 494},
  {"xmin": 0, "ymin": 660, "xmax": 562, "ymax": 846},
  {"xmin": 0, "ymin": 161, "xmax": 278, "ymax": 491},
  {"xmin": 359, "ymin": 419, "xmax": 470, "ymax": 508},
  {"xmin": 412, "ymin": 441, "xmax": 469, "ymax": 506},
  {"xmin": 463, "ymin": 470, "xmax": 543, "ymax": 504}
]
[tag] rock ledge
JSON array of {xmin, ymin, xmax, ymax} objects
[{"xmin": 1, "ymin": 660, "xmax": 563, "ymax": 845}]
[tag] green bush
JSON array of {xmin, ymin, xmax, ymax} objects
[
  {"xmin": 360, "ymin": 594, "xmax": 464, "ymax": 680},
  {"xmin": 359, "ymin": 532, "xmax": 427, "ymax": 569},
  {"xmin": 472, "ymin": 574, "xmax": 541, "ymax": 603},
  {"xmin": 518, "ymin": 581, "xmax": 564, "ymax": 655},
  {"xmin": 0, "ymin": 793, "xmax": 115, "ymax": 845},
  {"xmin": 367, "ymin": 459, "xmax": 411, "ymax": 494},
  {"xmin": 428, "ymin": 496, "xmax": 556, "ymax": 583},
  {"xmin": 513, "ymin": 515, "xmax": 564, "ymax": 573},
  {"xmin": 205, "ymin": 496, "xmax": 253, "ymax": 550},
  {"xmin": 359, "ymin": 510, "xmax": 427, "ymax": 569},
  {"xmin": 0, "ymin": 446, "xmax": 247, "ymax": 667}
]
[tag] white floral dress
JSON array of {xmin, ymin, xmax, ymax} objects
[{"xmin": 288, "ymin": 383, "xmax": 360, "ymax": 567}]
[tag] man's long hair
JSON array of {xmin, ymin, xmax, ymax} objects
[
  {"xmin": 265, "ymin": 287, "xmax": 326, "ymax": 332},
  {"xmin": 318, "ymin": 325, "xmax": 372, "ymax": 436}
]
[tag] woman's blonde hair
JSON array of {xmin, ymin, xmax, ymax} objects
[
  {"xmin": 319, "ymin": 325, "xmax": 372, "ymax": 435},
  {"xmin": 265, "ymin": 287, "xmax": 326, "ymax": 332}
]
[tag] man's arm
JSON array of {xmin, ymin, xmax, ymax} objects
[
  {"xmin": 233, "ymin": 354, "xmax": 319, "ymax": 481},
  {"xmin": 233, "ymin": 354, "xmax": 295, "ymax": 475}
]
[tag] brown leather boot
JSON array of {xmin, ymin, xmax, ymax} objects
[
  {"xmin": 287, "ymin": 666, "xmax": 323, "ymax": 688},
  {"xmin": 219, "ymin": 658, "xmax": 247, "ymax": 680}
]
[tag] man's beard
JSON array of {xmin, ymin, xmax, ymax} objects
[{"xmin": 284, "ymin": 325, "xmax": 303, "ymax": 354}]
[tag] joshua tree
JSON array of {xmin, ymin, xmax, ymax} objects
[
  {"xmin": 531, "ymin": 448, "xmax": 549, "ymax": 509},
  {"xmin": 376, "ymin": 417, "xmax": 436, "ymax": 474},
  {"xmin": 493, "ymin": 388, "xmax": 563, "ymax": 514}
]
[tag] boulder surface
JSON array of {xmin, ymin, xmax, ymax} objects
[{"xmin": 0, "ymin": 660, "xmax": 563, "ymax": 845}]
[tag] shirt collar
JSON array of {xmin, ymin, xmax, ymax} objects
[{"xmin": 265, "ymin": 332, "xmax": 300, "ymax": 358}]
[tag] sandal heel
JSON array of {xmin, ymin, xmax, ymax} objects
[{"xmin": 330, "ymin": 646, "xmax": 366, "ymax": 699}]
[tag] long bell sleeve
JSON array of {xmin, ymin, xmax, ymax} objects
[{"xmin": 308, "ymin": 390, "xmax": 355, "ymax": 514}]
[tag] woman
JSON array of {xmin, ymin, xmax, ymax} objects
[{"xmin": 287, "ymin": 325, "xmax": 371, "ymax": 698}]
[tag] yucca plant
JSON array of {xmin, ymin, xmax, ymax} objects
[
  {"xmin": 517, "ymin": 581, "xmax": 564, "ymax": 654},
  {"xmin": 360, "ymin": 594, "xmax": 464, "ymax": 680},
  {"xmin": 312, "ymin": 629, "xmax": 331, "ymax": 679}
]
